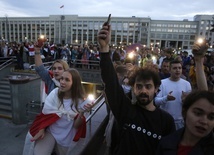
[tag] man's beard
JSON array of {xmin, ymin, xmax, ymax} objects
[{"xmin": 135, "ymin": 93, "xmax": 153, "ymax": 106}]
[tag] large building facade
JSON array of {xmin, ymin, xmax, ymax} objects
[{"xmin": 0, "ymin": 14, "xmax": 213, "ymax": 49}]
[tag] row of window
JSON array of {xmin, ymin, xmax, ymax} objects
[
  {"xmin": 151, "ymin": 24, "xmax": 197, "ymax": 28},
  {"xmin": 150, "ymin": 33, "xmax": 195, "ymax": 40},
  {"xmin": 151, "ymin": 28, "xmax": 197, "ymax": 33}
]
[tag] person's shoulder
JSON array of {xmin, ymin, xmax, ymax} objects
[
  {"xmin": 49, "ymin": 87, "xmax": 59, "ymax": 95},
  {"xmin": 157, "ymin": 107, "xmax": 173, "ymax": 118},
  {"xmin": 159, "ymin": 128, "xmax": 183, "ymax": 146},
  {"xmin": 161, "ymin": 78, "xmax": 170, "ymax": 83},
  {"xmin": 179, "ymin": 78, "xmax": 191, "ymax": 84}
]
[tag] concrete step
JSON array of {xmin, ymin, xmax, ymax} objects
[
  {"xmin": 0, "ymin": 104, "xmax": 12, "ymax": 111},
  {"xmin": 0, "ymin": 80, "xmax": 10, "ymax": 84},
  {"xmin": 0, "ymin": 101, "xmax": 12, "ymax": 119},
  {"xmin": 0, "ymin": 110, "xmax": 12, "ymax": 119},
  {"xmin": 0, "ymin": 89, "xmax": 10, "ymax": 94},
  {"xmin": 0, "ymin": 98, "xmax": 11, "ymax": 105},
  {"xmin": 0, "ymin": 93, "xmax": 11, "ymax": 100},
  {"xmin": 0, "ymin": 85, "xmax": 10, "ymax": 90}
]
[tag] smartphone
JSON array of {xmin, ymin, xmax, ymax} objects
[
  {"xmin": 104, "ymin": 14, "xmax": 111, "ymax": 25},
  {"xmin": 37, "ymin": 35, "xmax": 46, "ymax": 47},
  {"xmin": 197, "ymin": 38, "xmax": 203, "ymax": 44},
  {"xmin": 80, "ymin": 95, "xmax": 95, "ymax": 110}
]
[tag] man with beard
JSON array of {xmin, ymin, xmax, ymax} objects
[{"xmin": 98, "ymin": 21, "xmax": 175, "ymax": 155}]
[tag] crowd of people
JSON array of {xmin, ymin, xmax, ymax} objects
[
  {"xmin": 98, "ymin": 21, "xmax": 214, "ymax": 155},
  {"xmin": 1, "ymin": 20, "xmax": 214, "ymax": 155},
  {"xmin": 0, "ymin": 41, "xmax": 101, "ymax": 69}
]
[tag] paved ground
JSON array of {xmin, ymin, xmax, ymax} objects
[{"xmin": 0, "ymin": 118, "xmax": 28, "ymax": 155}]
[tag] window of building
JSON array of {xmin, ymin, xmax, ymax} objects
[
  {"xmin": 191, "ymin": 25, "xmax": 197, "ymax": 28},
  {"xmin": 157, "ymin": 24, "xmax": 161, "ymax": 27},
  {"xmin": 173, "ymin": 34, "xmax": 178, "ymax": 39},
  {"xmin": 142, "ymin": 22, "xmax": 148, "ymax": 26},
  {"xmin": 168, "ymin": 24, "xmax": 173, "ymax": 27},
  {"xmin": 184, "ymin": 35, "xmax": 189, "ymax": 39},
  {"xmin": 162, "ymin": 29, "xmax": 167, "ymax": 32},
  {"xmin": 150, "ymin": 33, "xmax": 155, "ymax": 38},
  {"xmin": 162, "ymin": 24, "xmax": 167, "ymax": 27},
  {"xmin": 185, "ymin": 25, "xmax": 191, "ymax": 28},
  {"xmin": 123, "ymin": 23, "xmax": 128, "ymax": 30},
  {"xmin": 162, "ymin": 34, "xmax": 166, "ymax": 39},
  {"xmin": 156, "ymin": 28, "xmax": 161, "ymax": 31},
  {"xmin": 151, "ymin": 28, "xmax": 155, "ymax": 32},
  {"xmin": 156, "ymin": 34, "xmax": 161, "ymax": 38},
  {"xmin": 190, "ymin": 35, "xmax": 195, "ymax": 40},
  {"xmin": 167, "ymin": 34, "xmax": 172, "ymax": 39},
  {"xmin": 179, "ymin": 35, "xmax": 183, "ymax": 39}
]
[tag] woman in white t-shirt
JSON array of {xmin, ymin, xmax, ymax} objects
[{"xmin": 25, "ymin": 68, "xmax": 93, "ymax": 155}]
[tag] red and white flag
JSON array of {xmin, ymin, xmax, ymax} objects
[{"xmin": 60, "ymin": 5, "xmax": 64, "ymax": 8}]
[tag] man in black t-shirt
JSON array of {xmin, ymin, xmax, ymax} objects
[{"xmin": 98, "ymin": 23, "xmax": 175, "ymax": 155}]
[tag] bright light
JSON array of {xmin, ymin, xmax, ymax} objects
[
  {"xmin": 152, "ymin": 56, "xmax": 156, "ymax": 61},
  {"xmin": 88, "ymin": 94, "xmax": 95, "ymax": 101},
  {"xmin": 197, "ymin": 38, "xmax": 203, "ymax": 44},
  {"xmin": 128, "ymin": 52, "xmax": 134, "ymax": 59},
  {"xmin": 136, "ymin": 47, "xmax": 139, "ymax": 51},
  {"xmin": 40, "ymin": 35, "xmax": 45, "ymax": 39}
]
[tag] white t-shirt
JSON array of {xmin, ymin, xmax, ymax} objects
[
  {"xmin": 155, "ymin": 78, "xmax": 192, "ymax": 120},
  {"xmin": 48, "ymin": 99, "xmax": 77, "ymax": 147}
]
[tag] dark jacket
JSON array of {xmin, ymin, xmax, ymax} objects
[{"xmin": 156, "ymin": 128, "xmax": 214, "ymax": 155}]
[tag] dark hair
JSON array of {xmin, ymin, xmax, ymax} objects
[
  {"xmin": 182, "ymin": 90, "xmax": 214, "ymax": 119},
  {"xmin": 161, "ymin": 59, "xmax": 170, "ymax": 66},
  {"xmin": 170, "ymin": 60, "xmax": 182, "ymax": 67},
  {"xmin": 128, "ymin": 66, "xmax": 161, "ymax": 88}
]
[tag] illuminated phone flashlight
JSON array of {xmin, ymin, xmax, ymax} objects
[
  {"xmin": 80, "ymin": 94, "xmax": 95, "ymax": 110},
  {"xmin": 40, "ymin": 35, "xmax": 45, "ymax": 39},
  {"xmin": 152, "ymin": 56, "xmax": 156, "ymax": 61},
  {"xmin": 197, "ymin": 38, "xmax": 203, "ymax": 44},
  {"xmin": 128, "ymin": 52, "xmax": 134, "ymax": 59},
  {"xmin": 88, "ymin": 94, "xmax": 95, "ymax": 101},
  {"xmin": 136, "ymin": 47, "xmax": 139, "ymax": 51}
]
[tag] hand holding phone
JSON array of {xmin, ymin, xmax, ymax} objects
[
  {"xmin": 36, "ymin": 35, "xmax": 47, "ymax": 48},
  {"xmin": 104, "ymin": 14, "xmax": 111, "ymax": 26},
  {"xmin": 80, "ymin": 95, "xmax": 95, "ymax": 111},
  {"xmin": 192, "ymin": 38, "xmax": 208, "ymax": 56}
]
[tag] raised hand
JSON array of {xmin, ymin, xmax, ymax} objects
[
  {"xmin": 97, "ymin": 24, "xmax": 111, "ymax": 52},
  {"xmin": 167, "ymin": 91, "xmax": 176, "ymax": 101}
]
